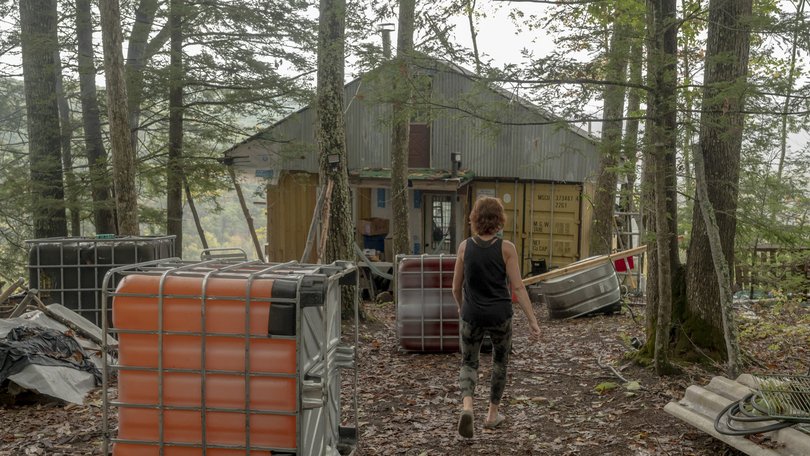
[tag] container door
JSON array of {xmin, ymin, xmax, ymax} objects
[
  {"xmin": 525, "ymin": 182, "xmax": 582, "ymax": 270},
  {"xmin": 470, "ymin": 181, "xmax": 524, "ymax": 262},
  {"xmin": 468, "ymin": 181, "xmax": 528, "ymax": 275}
]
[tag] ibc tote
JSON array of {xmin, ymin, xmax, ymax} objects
[{"xmin": 101, "ymin": 259, "xmax": 359, "ymax": 456}]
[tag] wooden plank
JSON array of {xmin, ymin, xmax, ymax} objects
[{"xmin": 523, "ymin": 244, "xmax": 648, "ymax": 286}]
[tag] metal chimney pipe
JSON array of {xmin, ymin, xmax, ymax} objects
[{"xmin": 379, "ymin": 23, "xmax": 395, "ymax": 59}]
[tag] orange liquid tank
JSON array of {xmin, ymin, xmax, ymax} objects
[{"xmin": 112, "ymin": 272, "xmax": 298, "ymax": 455}]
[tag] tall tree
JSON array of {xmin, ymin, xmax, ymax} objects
[
  {"xmin": 590, "ymin": 12, "xmax": 631, "ymax": 256},
  {"xmin": 777, "ymin": 0, "xmax": 805, "ymax": 182},
  {"xmin": 125, "ymin": 0, "xmax": 161, "ymax": 154},
  {"xmin": 618, "ymin": 40, "xmax": 644, "ymax": 250},
  {"xmin": 19, "ymin": 0, "xmax": 67, "ymax": 238},
  {"xmin": 76, "ymin": 0, "xmax": 116, "ymax": 235},
  {"xmin": 99, "ymin": 0, "xmax": 140, "ymax": 235},
  {"xmin": 390, "ymin": 0, "xmax": 416, "ymax": 256},
  {"xmin": 685, "ymin": 0, "xmax": 753, "ymax": 358},
  {"xmin": 646, "ymin": 0, "xmax": 679, "ymax": 375},
  {"xmin": 316, "ymin": 0, "xmax": 354, "ymax": 270},
  {"xmin": 54, "ymin": 50, "xmax": 80, "ymax": 236},
  {"xmin": 167, "ymin": 0, "xmax": 184, "ymax": 257}
]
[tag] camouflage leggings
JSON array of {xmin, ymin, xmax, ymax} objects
[{"xmin": 458, "ymin": 318, "xmax": 512, "ymax": 404}]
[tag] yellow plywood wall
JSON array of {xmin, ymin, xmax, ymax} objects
[
  {"xmin": 356, "ymin": 188, "xmax": 372, "ymax": 245},
  {"xmin": 469, "ymin": 181, "xmax": 584, "ymax": 273},
  {"xmin": 267, "ymin": 172, "xmax": 318, "ymax": 262}
]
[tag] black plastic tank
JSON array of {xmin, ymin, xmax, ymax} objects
[{"xmin": 27, "ymin": 236, "xmax": 176, "ymax": 326}]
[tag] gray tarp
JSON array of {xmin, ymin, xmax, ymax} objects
[{"xmin": 0, "ymin": 305, "xmax": 110, "ymax": 404}]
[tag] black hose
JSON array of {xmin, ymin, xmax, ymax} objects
[{"xmin": 714, "ymin": 393, "xmax": 801, "ymax": 436}]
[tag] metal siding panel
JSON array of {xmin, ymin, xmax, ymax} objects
[
  {"xmin": 429, "ymin": 70, "xmax": 600, "ymax": 182},
  {"xmin": 346, "ymin": 78, "xmax": 391, "ymax": 170},
  {"xmin": 239, "ymin": 67, "xmax": 601, "ymax": 182}
]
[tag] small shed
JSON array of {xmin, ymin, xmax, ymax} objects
[{"xmin": 224, "ymin": 57, "xmax": 602, "ymax": 272}]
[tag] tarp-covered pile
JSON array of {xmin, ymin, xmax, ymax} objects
[{"xmin": 0, "ymin": 305, "xmax": 107, "ymax": 404}]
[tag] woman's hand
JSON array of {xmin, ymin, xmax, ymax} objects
[{"xmin": 529, "ymin": 320, "xmax": 541, "ymax": 339}]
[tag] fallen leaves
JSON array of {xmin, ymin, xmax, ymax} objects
[{"xmin": 4, "ymin": 296, "xmax": 794, "ymax": 455}]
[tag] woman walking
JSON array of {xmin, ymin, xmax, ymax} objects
[{"xmin": 452, "ymin": 196, "xmax": 541, "ymax": 438}]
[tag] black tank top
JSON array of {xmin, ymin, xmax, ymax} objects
[{"xmin": 461, "ymin": 236, "xmax": 513, "ymax": 325}]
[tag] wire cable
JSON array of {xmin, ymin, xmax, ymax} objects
[{"xmin": 714, "ymin": 392, "xmax": 808, "ymax": 436}]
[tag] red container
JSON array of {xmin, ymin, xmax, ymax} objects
[
  {"xmin": 396, "ymin": 255, "xmax": 459, "ymax": 352},
  {"xmin": 613, "ymin": 255, "xmax": 635, "ymax": 272}
]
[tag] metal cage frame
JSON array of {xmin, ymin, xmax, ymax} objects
[{"xmin": 100, "ymin": 258, "xmax": 359, "ymax": 455}]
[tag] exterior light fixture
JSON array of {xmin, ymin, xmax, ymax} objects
[
  {"xmin": 450, "ymin": 152, "xmax": 462, "ymax": 177},
  {"xmin": 327, "ymin": 153, "xmax": 341, "ymax": 172}
]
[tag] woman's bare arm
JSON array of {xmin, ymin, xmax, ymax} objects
[
  {"xmin": 503, "ymin": 240, "xmax": 541, "ymax": 338},
  {"xmin": 452, "ymin": 240, "xmax": 466, "ymax": 314}
]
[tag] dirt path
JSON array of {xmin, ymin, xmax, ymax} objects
[{"xmin": 350, "ymin": 301, "xmax": 741, "ymax": 455}]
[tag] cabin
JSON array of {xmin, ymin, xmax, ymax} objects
[{"xmin": 224, "ymin": 56, "xmax": 602, "ymax": 273}]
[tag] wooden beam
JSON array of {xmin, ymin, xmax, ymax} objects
[
  {"xmin": 316, "ymin": 179, "xmax": 335, "ymax": 263},
  {"xmin": 523, "ymin": 244, "xmax": 648, "ymax": 286},
  {"xmin": 228, "ymin": 165, "xmax": 264, "ymax": 261}
]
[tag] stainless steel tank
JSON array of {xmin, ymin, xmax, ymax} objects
[{"xmin": 535, "ymin": 260, "xmax": 622, "ymax": 319}]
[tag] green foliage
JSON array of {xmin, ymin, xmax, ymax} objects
[
  {"xmin": 0, "ymin": 78, "xmax": 32, "ymax": 283},
  {"xmin": 594, "ymin": 381, "xmax": 619, "ymax": 394},
  {"xmin": 739, "ymin": 293, "xmax": 810, "ymax": 346}
]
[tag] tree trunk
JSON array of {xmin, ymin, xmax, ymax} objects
[
  {"xmin": 228, "ymin": 166, "xmax": 264, "ymax": 261},
  {"xmin": 680, "ymin": 0, "xmax": 699, "ymax": 201},
  {"xmin": 54, "ymin": 50, "xmax": 80, "ymax": 236},
  {"xmin": 19, "ymin": 0, "xmax": 67, "ymax": 239},
  {"xmin": 99, "ymin": 0, "xmax": 140, "ymax": 235},
  {"xmin": 778, "ymin": 0, "xmax": 805, "ymax": 181},
  {"xmin": 183, "ymin": 175, "xmax": 208, "ymax": 250},
  {"xmin": 590, "ymin": 16, "xmax": 630, "ymax": 256},
  {"xmin": 619, "ymin": 40, "xmax": 643, "ymax": 250},
  {"xmin": 76, "ymin": 0, "xmax": 117, "ymax": 235},
  {"xmin": 685, "ymin": 0, "xmax": 753, "ymax": 359},
  {"xmin": 167, "ymin": 0, "xmax": 184, "ymax": 257},
  {"xmin": 466, "ymin": 0, "xmax": 481, "ymax": 75},
  {"xmin": 693, "ymin": 141, "xmax": 741, "ymax": 378},
  {"xmin": 647, "ymin": 0, "xmax": 679, "ymax": 374},
  {"xmin": 641, "ymin": 27, "xmax": 658, "ymax": 347},
  {"xmin": 316, "ymin": 0, "xmax": 356, "ymax": 314},
  {"xmin": 391, "ymin": 0, "xmax": 416, "ymax": 256},
  {"xmin": 126, "ymin": 0, "xmax": 160, "ymax": 153}
]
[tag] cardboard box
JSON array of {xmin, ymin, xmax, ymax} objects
[{"xmin": 359, "ymin": 218, "xmax": 389, "ymax": 236}]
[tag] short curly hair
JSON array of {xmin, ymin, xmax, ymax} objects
[{"xmin": 469, "ymin": 196, "xmax": 506, "ymax": 236}]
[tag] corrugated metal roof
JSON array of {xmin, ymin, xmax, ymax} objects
[{"xmin": 225, "ymin": 58, "xmax": 601, "ymax": 183}]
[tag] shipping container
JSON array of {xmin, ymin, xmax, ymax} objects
[
  {"xmin": 101, "ymin": 259, "xmax": 358, "ymax": 456},
  {"xmin": 470, "ymin": 181, "xmax": 585, "ymax": 274}
]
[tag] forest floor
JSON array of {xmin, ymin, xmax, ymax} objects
[{"xmin": 0, "ymin": 296, "xmax": 808, "ymax": 455}]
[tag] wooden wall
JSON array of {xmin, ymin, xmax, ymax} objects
[{"xmin": 266, "ymin": 172, "xmax": 318, "ymax": 262}]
